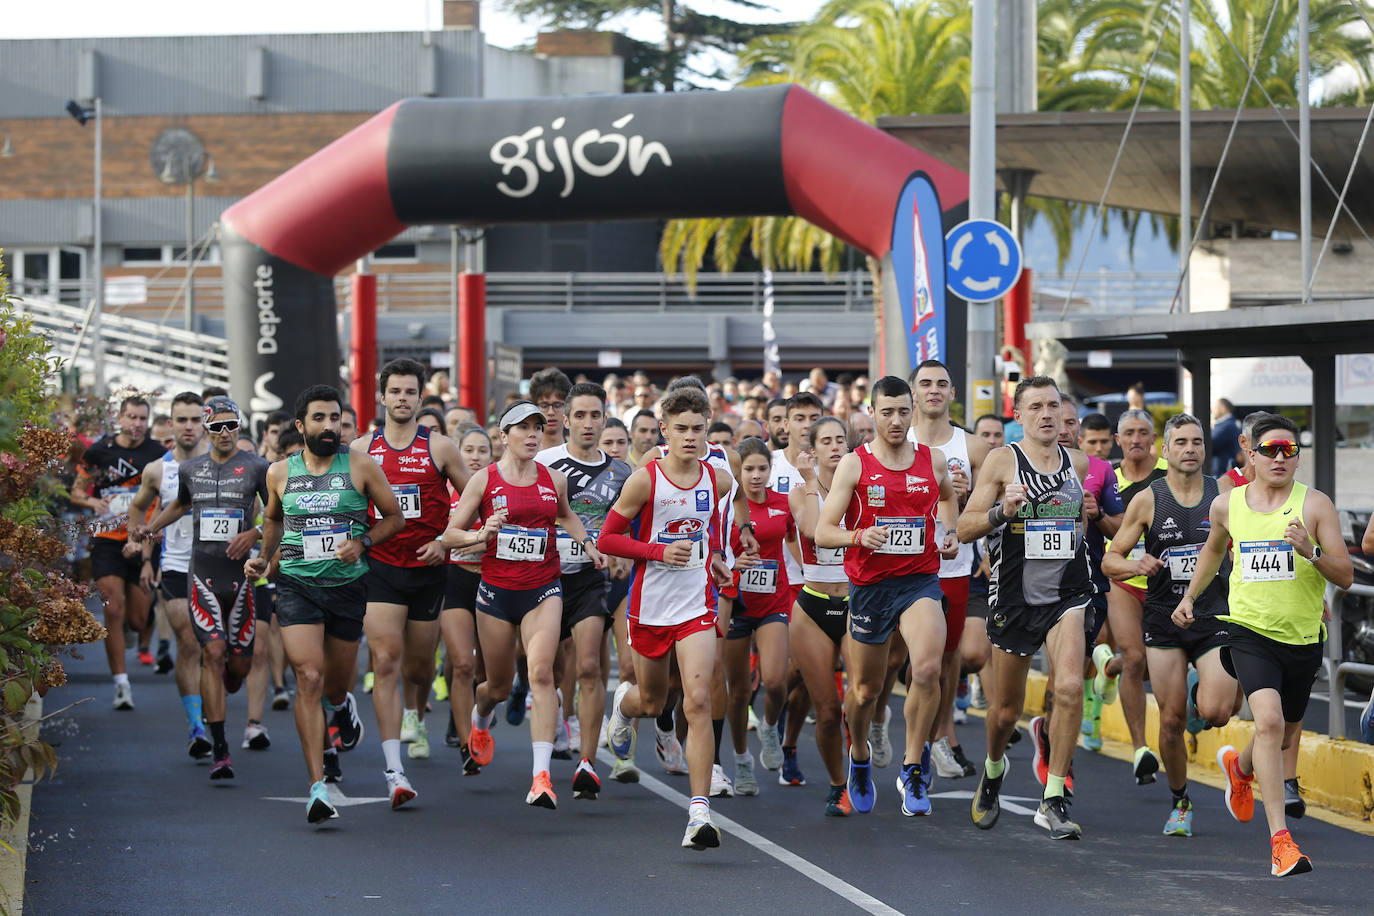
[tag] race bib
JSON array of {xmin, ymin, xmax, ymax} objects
[
  {"xmin": 105, "ymin": 485, "xmax": 137, "ymax": 517},
  {"xmin": 449, "ymin": 530, "xmax": 485, "ymax": 564},
  {"xmin": 1239, "ymin": 540, "xmax": 1295, "ymax": 582},
  {"xmin": 876, "ymin": 517, "xmax": 925, "ymax": 555},
  {"xmin": 302, "ymin": 522, "xmax": 350, "ymax": 561},
  {"xmin": 1128, "ymin": 540, "xmax": 1146, "ymax": 563},
  {"xmin": 1025, "ymin": 519, "xmax": 1075, "ymax": 560},
  {"xmin": 199, "ymin": 508, "xmax": 243, "ymax": 543},
  {"xmin": 391, "ymin": 484, "xmax": 421, "ymax": 520},
  {"xmin": 653, "ymin": 530, "xmax": 706, "ymax": 570},
  {"xmin": 496, "ymin": 525, "xmax": 547, "ymax": 562},
  {"xmin": 557, "ymin": 528, "xmax": 598, "ymax": 565},
  {"xmin": 739, "ymin": 559, "xmax": 778, "ymax": 594},
  {"xmin": 814, "ymin": 544, "xmax": 845, "ymax": 566},
  {"xmin": 1166, "ymin": 544, "xmax": 1201, "ymax": 581}
]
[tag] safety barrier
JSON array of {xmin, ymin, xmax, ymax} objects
[{"xmin": 1325, "ymin": 581, "xmax": 1374, "ymax": 739}]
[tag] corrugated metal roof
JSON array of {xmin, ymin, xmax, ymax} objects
[{"xmin": 0, "ymin": 31, "xmax": 484, "ymax": 118}]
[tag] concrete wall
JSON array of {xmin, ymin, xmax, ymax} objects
[{"xmin": 1191, "ymin": 238, "xmax": 1374, "ymax": 308}]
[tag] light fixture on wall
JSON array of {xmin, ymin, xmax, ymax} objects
[{"xmin": 0, "ymin": 129, "xmax": 13, "ymax": 158}]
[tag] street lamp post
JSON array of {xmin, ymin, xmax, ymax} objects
[
  {"xmin": 151, "ymin": 129, "xmax": 214, "ymax": 331},
  {"xmin": 65, "ymin": 98, "xmax": 104, "ymax": 396}
]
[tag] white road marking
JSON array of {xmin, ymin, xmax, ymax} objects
[
  {"xmin": 263, "ymin": 784, "xmax": 389, "ymax": 807},
  {"xmin": 929, "ymin": 790, "xmax": 1039, "ymax": 817},
  {"xmin": 596, "ymin": 748, "xmax": 903, "ymax": 916}
]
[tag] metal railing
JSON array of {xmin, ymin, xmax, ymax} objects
[
  {"xmin": 1324, "ymin": 581, "xmax": 1374, "ymax": 739},
  {"xmin": 1030, "ymin": 269, "xmax": 1181, "ymax": 318},
  {"xmin": 14, "ymin": 294, "xmax": 230, "ymax": 388}
]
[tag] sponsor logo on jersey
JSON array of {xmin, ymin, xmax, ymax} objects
[
  {"xmin": 768, "ymin": 507, "xmax": 786, "ymax": 517},
  {"xmin": 492, "ymin": 495, "xmax": 508, "ymax": 511},
  {"xmin": 867, "ymin": 485, "xmax": 885, "ymax": 507},
  {"xmin": 659, "ymin": 495, "xmax": 689, "ymax": 508},
  {"xmin": 664, "ymin": 518, "xmax": 704, "ymax": 534},
  {"xmin": 329, "ymin": 476, "xmax": 346, "ymax": 490},
  {"xmin": 538, "ymin": 485, "xmax": 557, "ymax": 500},
  {"xmin": 296, "ymin": 492, "xmax": 341, "ymax": 510},
  {"xmin": 233, "ymin": 466, "xmax": 245, "ymax": 476},
  {"xmin": 1161, "ymin": 516, "xmax": 1179, "ymax": 529},
  {"xmin": 695, "ymin": 489, "xmax": 711, "ymax": 511},
  {"xmin": 776, "ymin": 477, "xmax": 790, "ymax": 493}
]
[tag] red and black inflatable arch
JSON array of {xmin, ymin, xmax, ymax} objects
[{"xmin": 222, "ymin": 84, "xmax": 967, "ymax": 428}]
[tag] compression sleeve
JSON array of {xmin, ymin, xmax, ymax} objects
[{"xmin": 598, "ymin": 509, "xmax": 667, "ymax": 563}]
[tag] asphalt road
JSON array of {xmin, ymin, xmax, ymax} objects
[{"xmin": 24, "ymin": 642, "xmax": 1371, "ymax": 916}]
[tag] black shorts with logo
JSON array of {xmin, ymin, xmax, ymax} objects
[
  {"xmin": 1221, "ymin": 625, "xmax": 1323, "ymax": 723},
  {"xmin": 560, "ymin": 566, "xmax": 610, "ymax": 641},
  {"xmin": 987, "ymin": 591, "xmax": 1092, "ymax": 657},
  {"xmin": 91, "ymin": 538, "xmax": 142, "ymax": 585},
  {"xmin": 795, "ymin": 587, "xmax": 848, "ymax": 646},
  {"xmin": 444, "ymin": 565, "xmax": 482, "ymax": 613},
  {"xmin": 275, "ymin": 575, "xmax": 367, "ymax": 642},
  {"xmin": 364, "ymin": 557, "xmax": 445, "ymax": 622},
  {"xmin": 1143, "ymin": 602, "xmax": 1229, "ymax": 664}
]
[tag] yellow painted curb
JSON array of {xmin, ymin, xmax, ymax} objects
[{"xmin": 1022, "ymin": 670, "xmax": 1374, "ymax": 825}]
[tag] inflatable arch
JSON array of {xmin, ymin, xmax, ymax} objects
[{"xmin": 221, "ymin": 84, "xmax": 968, "ymax": 428}]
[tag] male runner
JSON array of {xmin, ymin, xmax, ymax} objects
[
  {"xmin": 959, "ymin": 376, "xmax": 1094, "ymax": 840},
  {"xmin": 1073, "ymin": 410, "xmax": 1123, "ymax": 752},
  {"xmin": 137, "ymin": 396, "xmax": 269, "ymax": 779},
  {"xmin": 973, "ymin": 415, "xmax": 1005, "ymax": 449},
  {"xmin": 244, "ymin": 385, "xmax": 404, "ymax": 824},
  {"xmin": 765, "ymin": 398, "xmax": 790, "ymax": 450},
  {"xmin": 125, "ymin": 392, "xmax": 209, "ymax": 755},
  {"xmin": 815, "ymin": 376, "xmax": 959, "ymax": 817},
  {"xmin": 1175, "ymin": 414, "xmax": 1351, "ymax": 875},
  {"xmin": 628, "ymin": 410, "xmax": 660, "ymax": 464},
  {"xmin": 71, "ymin": 395, "xmax": 166, "ymax": 709},
  {"xmin": 538, "ymin": 381, "xmax": 632, "ymax": 798},
  {"xmin": 1103, "ymin": 413, "xmax": 1238, "ymax": 836},
  {"xmin": 600, "ymin": 385, "xmax": 736, "ymax": 848},
  {"xmin": 353, "ymin": 358, "xmax": 471, "ymax": 805},
  {"xmin": 531, "ymin": 367, "xmax": 572, "ymax": 451},
  {"xmin": 340, "ymin": 406, "xmax": 359, "ymax": 447}
]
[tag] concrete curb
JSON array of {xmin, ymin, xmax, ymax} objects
[
  {"xmin": 1022, "ymin": 671, "xmax": 1374, "ymax": 823},
  {"xmin": 0, "ymin": 694, "xmax": 42, "ymax": 916}
]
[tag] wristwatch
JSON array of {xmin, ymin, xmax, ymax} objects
[
  {"xmin": 739, "ymin": 521, "xmax": 757, "ymax": 536},
  {"xmin": 359, "ymin": 534, "xmax": 374, "ymax": 551},
  {"xmin": 1307, "ymin": 544, "xmax": 1322, "ymax": 563}
]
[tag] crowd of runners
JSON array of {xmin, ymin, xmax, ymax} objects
[{"xmin": 65, "ymin": 356, "xmax": 1358, "ymax": 876}]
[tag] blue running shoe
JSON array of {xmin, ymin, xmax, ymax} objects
[
  {"xmin": 779, "ymin": 746, "xmax": 806, "ymax": 786},
  {"xmin": 955, "ymin": 676, "xmax": 971, "ymax": 711},
  {"xmin": 1361, "ymin": 690, "xmax": 1374, "ymax": 745},
  {"xmin": 187, "ymin": 722, "xmax": 212, "ymax": 759},
  {"xmin": 307, "ymin": 780, "xmax": 338, "ymax": 824},
  {"xmin": 1185, "ymin": 667, "xmax": 1207, "ymax": 735},
  {"xmin": 920, "ymin": 741, "xmax": 934, "ymax": 791},
  {"xmin": 847, "ymin": 743, "xmax": 876, "ymax": 814},
  {"xmin": 898, "ymin": 762, "xmax": 930, "ymax": 817},
  {"xmin": 506, "ymin": 675, "xmax": 528, "ymax": 727}
]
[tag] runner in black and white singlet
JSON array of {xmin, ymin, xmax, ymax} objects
[{"xmin": 959, "ymin": 376, "xmax": 1093, "ymax": 841}]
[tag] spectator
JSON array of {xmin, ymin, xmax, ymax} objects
[
  {"xmin": 445, "ymin": 405, "xmax": 477, "ymax": 437},
  {"xmin": 1211, "ymin": 398, "xmax": 1243, "ymax": 476},
  {"xmin": 848, "ymin": 411, "xmax": 875, "ymax": 450},
  {"xmin": 1126, "ymin": 381, "xmax": 1147, "ymax": 411},
  {"xmin": 340, "ymin": 405, "xmax": 359, "ymax": 446},
  {"xmin": 973, "ymin": 414, "xmax": 1005, "ymax": 449}
]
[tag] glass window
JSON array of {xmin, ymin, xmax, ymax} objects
[
  {"xmin": 373, "ymin": 243, "xmax": 418, "ymax": 262},
  {"xmin": 123, "ymin": 247, "xmax": 163, "ymax": 264}
]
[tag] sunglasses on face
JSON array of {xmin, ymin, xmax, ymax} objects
[
  {"xmin": 207, "ymin": 420, "xmax": 240, "ymax": 434},
  {"xmin": 1255, "ymin": 440, "xmax": 1299, "ymax": 459}
]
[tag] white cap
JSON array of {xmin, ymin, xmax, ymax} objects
[{"xmin": 499, "ymin": 401, "xmax": 546, "ymax": 431}]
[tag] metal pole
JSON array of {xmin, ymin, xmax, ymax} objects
[
  {"xmin": 1299, "ymin": 0, "xmax": 1312, "ymax": 301},
  {"xmin": 967, "ymin": 0, "xmax": 996, "ymax": 405},
  {"xmin": 450, "ymin": 227, "xmax": 460, "ymax": 381},
  {"xmin": 1179, "ymin": 0, "xmax": 1191, "ymax": 313},
  {"xmin": 91, "ymin": 97, "xmax": 105, "ymax": 396},
  {"xmin": 186, "ymin": 178, "xmax": 196, "ymax": 331}
]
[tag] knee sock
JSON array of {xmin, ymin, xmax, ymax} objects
[
  {"xmin": 208, "ymin": 720, "xmax": 227, "ymax": 758},
  {"xmin": 182, "ymin": 694, "xmax": 203, "ymax": 730}
]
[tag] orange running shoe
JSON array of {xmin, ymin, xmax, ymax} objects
[
  {"xmin": 825, "ymin": 784, "xmax": 852, "ymax": 817},
  {"xmin": 469, "ymin": 717, "xmax": 495, "ymax": 767},
  {"xmin": 526, "ymin": 770, "xmax": 557, "ymax": 809},
  {"xmin": 1270, "ymin": 830, "xmax": 1313, "ymax": 877},
  {"xmin": 1217, "ymin": 744, "xmax": 1254, "ymax": 823}
]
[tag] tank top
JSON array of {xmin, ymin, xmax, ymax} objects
[
  {"xmin": 178, "ymin": 450, "xmax": 271, "ymax": 584},
  {"xmin": 447, "ymin": 489, "xmax": 486, "ymax": 567},
  {"xmin": 159, "ymin": 452, "xmax": 193, "ymax": 574},
  {"xmin": 1143, "ymin": 476, "xmax": 1228, "ymax": 618},
  {"xmin": 768, "ymin": 449, "xmax": 806, "ymax": 585},
  {"xmin": 731, "ymin": 489, "xmax": 794, "ymax": 618},
  {"xmin": 629, "ymin": 459, "xmax": 720, "ymax": 627},
  {"xmin": 278, "ymin": 451, "xmax": 371, "ymax": 587},
  {"xmin": 1223, "ymin": 482, "xmax": 1326, "ymax": 645},
  {"xmin": 842, "ymin": 443, "xmax": 940, "ymax": 587},
  {"xmin": 1110, "ymin": 458, "xmax": 1168, "ymax": 590},
  {"xmin": 538, "ymin": 444, "xmax": 632, "ymax": 574},
  {"xmin": 800, "ymin": 490, "xmax": 848, "ymax": 584},
  {"xmin": 912, "ymin": 425, "xmax": 974, "ymax": 578},
  {"xmin": 987, "ymin": 443, "xmax": 1092, "ymax": 608},
  {"xmin": 659, "ymin": 442, "xmax": 736, "ymax": 566},
  {"xmin": 81, "ymin": 434, "xmax": 167, "ymax": 541},
  {"xmin": 1225, "ymin": 467, "xmax": 1248, "ymax": 488},
  {"xmin": 367, "ymin": 426, "xmax": 451, "ymax": 568},
  {"xmin": 477, "ymin": 462, "xmax": 561, "ymax": 590}
]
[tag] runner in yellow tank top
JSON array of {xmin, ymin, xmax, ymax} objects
[{"xmin": 1172, "ymin": 415, "xmax": 1351, "ymax": 878}]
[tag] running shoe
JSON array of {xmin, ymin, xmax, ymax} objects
[
  {"xmin": 362, "ymin": 671, "xmax": 374, "ymax": 694},
  {"xmin": 1133, "ymin": 746, "xmax": 1160, "ymax": 785},
  {"xmin": 1008, "ymin": 728, "xmax": 1022, "ymax": 745},
  {"xmin": 469, "ymin": 709, "xmax": 495, "ymax": 767},
  {"xmin": 432, "ymin": 672, "xmax": 449, "ymax": 703},
  {"xmin": 1035, "ymin": 795, "xmax": 1081, "ymax": 840},
  {"xmin": 825, "ymin": 784, "xmax": 853, "ymax": 817},
  {"xmin": 572, "ymin": 759, "xmax": 601, "ymax": 800},
  {"xmin": 847, "ymin": 743, "xmax": 876, "ymax": 814},
  {"xmin": 567, "ymin": 716, "xmax": 582, "ymax": 755},
  {"xmin": 188, "ymin": 722, "xmax": 212, "ymax": 759},
  {"xmin": 400, "ymin": 709, "xmax": 421, "ymax": 744},
  {"xmin": 1361, "ymin": 689, "xmax": 1374, "ymax": 745},
  {"xmin": 552, "ymin": 716, "xmax": 572, "ymax": 760},
  {"xmin": 1217, "ymin": 744, "xmax": 1254, "ymax": 822},
  {"xmin": 969, "ymin": 673, "xmax": 988, "ymax": 710},
  {"xmin": 1066, "ymin": 763, "xmax": 1075, "ymax": 798},
  {"xmin": 1185, "ymin": 668, "xmax": 1207, "ymax": 735},
  {"xmin": 1081, "ymin": 680, "xmax": 1094, "ymax": 732},
  {"xmin": 242, "ymin": 720, "xmax": 271, "ymax": 751},
  {"xmin": 950, "ymin": 743, "xmax": 978, "ymax": 778},
  {"xmin": 331, "ymin": 693, "xmax": 364, "ymax": 752},
  {"xmin": 408, "ymin": 725, "xmax": 430, "ymax": 760},
  {"xmin": 1030, "ymin": 715, "xmax": 1049, "ymax": 787},
  {"xmin": 654, "ymin": 726, "xmax": 689, "ymax": 775},
  {"xmin": 459, "ymin": 743, "xmax": 481, "ymax": 776},
  {"xmin": 1083, "ymin": 694, "xmax": 1104, "ymax": 752},
  {"xmin": 953, "ymin": 705, "xmax": 968, "ymax": 726},
  {"xmin": 610, "ymin": 757, "xmax": 640, "ymax": 784},
  {"xmin": 779, "ymin": 746, "xmax": 806, "ymax": 786},
  {"xmin": 607, "ymin": 681, "xmax": 636, "ymax": 761},
  {"xmin": 1284, "ymin": 778, "xmax": 1306, "ymax": 819},
  {"xmin": 1163, "ymin": 798, "xmax": 1193, "ymax": 837},
  {"xmin": 506, "ymin": 675, "xmax": 528, "ymax": 726},
  {"xmin": 971, "ymin": 762, "xmax": 1005, "ymax": 829},
  {"xmin": 709, "ymin": 763, "xmax": 734, "ymax": 798},
  {"xmin": 137, "ymin": 649, "xmax": 155, "ymax": 667},
  {"xmin": 155, "ymin": 647, "xmax": 174, "ymax": 675},
  {"xmin": 932, "ymin": 737, "xmax": 966, "ymax": 779},
  {"xmin": 870, "ymin": 706, "xmax": 893, "ymax": 768},
  {"xmin": 1270, "ymin": 830, "xmax": 1313, "ymax": 877},
  {"xmin": 955, "ymin": 675, "xmax": 971, "ymax": 711},
  {"xmin": 759, "ymin": 720, "xmax": 784, "ymax": 771},
  {"xmin": 210, "ymin": 753, "xmax": 234, "ymax": 780},
  {"xmin": 113, "ymin": 682, "xmax": 134, "ymax": 711},
  {"xmin": 1092, "ymin": 644, "xmax": 1119, "ymax": 705},
  {"xmin": 734, "ymin": 754, "xmax": 760, "ymax": 796},
  {"xmin": 323, "ymin": 749, "xmax": 342, "ymax": 784},
  {"xmin": 682, "ymin": 803, "xmax": 721, "ymax": 850},
  {"xmin": 445, "ymin": 710, "xmax": 460, "ymax": 748},
  {"xmin": 527, "ymin": 770, "xmax": 557, "ymax": 809},
  {"xmin": 897, "ymin": 762, "xmax": 930, "ymax": 816},
  {"xmin": 747, "ymin": 707, "xmax": 760, "ymax": 732},
  {"xmin": 307, "ymin": 780, "xmax": 338, "ymax": 824},
  {"xmin": 272, "ymin": 687, "xmax": 290, "ymax": 711},
  {"xmin": 385, "ymin": 769, "xmax": 417, "ymax": 808}
]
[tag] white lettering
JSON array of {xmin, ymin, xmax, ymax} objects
[
  {"xmin": 491, "ymin": 112, "xmax": 672, "ymax": 200},
  {"xmin": 254, "ymin": 265, "xmax": 279, "ymax": 356},
  {"xmin": 249, "ymin": 372, "xmax": 283, "ymax": 437}
]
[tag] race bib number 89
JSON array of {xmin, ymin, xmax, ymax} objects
[{"xmin": 1025, "ymin": 519, "xmax": 1075, "ymax": 560}]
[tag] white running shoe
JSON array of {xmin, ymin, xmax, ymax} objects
[
  {"xmin": 655, "ymin": 726, "xmax": 689, "ymax": 775},
  {"xmin": 113, "ymin": 682, "xmax": 134, "ymax": 711},
  {"xmin": 682, "ymin": 803, "xmax": 721, "ymax": 850},
  {"xmin": 553, "ymin": 716, "xmax": 572, "ymax": 759},
  {"xmin": 969, "ymin": 674, "xmax": 988, "ymax": 710},
  {"xmin": 608, "ymin": 682, "xmax": 635, "ymax": 760},
  {"xmin": 734, "ymin": 754, "xmax": 760, "ymax": 796},
  {"xmin": 710, "ymin": 763, "xmax": 734, "ymax": 798},
  {"xmin": 610, "ymin": 757, "xmax": 641, "ymax": 784},
  {"xmin": 385, "ymin": 769, "xmax": 417, "ymax": 809},
  {"xmin": 931, "ymin": 737, "xmax": 964, "ymax": 778},
  {"xmin": 759, "ymin": 720, "xmax": 784, "ymax": 771},
  {"xmin": 600, "ymin": 716, "xmax": 610, "ymax": 749},
  {"xmin": 400, "ymin": 709, "xmax": 421, "ymax": 744},
  {"xmin": 567, "ymin": 715, "xmax": 582, "ymax": 755},
  {"xmin": 870, "ymin": 706, "xmax": 893, "ymax": 768},
  {"xmin": 242, "ymin": 721, "xmax": 271, "ymax": 750},
  {"xmin": 953, "ymin": 706, "xmax": 968, "ymax": 725}
]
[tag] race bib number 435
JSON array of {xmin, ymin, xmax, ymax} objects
[{"xmin": 497, "ymin": 526, "xmax": 548, "ymax": 562}]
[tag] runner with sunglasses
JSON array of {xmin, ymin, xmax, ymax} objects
[{"xmin": 1173, "ymin": 414, "xmax": 1352, "ymax": 875}]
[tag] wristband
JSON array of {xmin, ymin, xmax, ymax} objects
[
  {"xmin": 581, "ymin": 535, "xmax": 595, "ymax": 549},
  {"xmin": 987, "ymin": 504, "xmax": 1009, "ymax": 528},
  {"xmin": 739, "ymin": 521, "xmax": 756, "ymax": 535},
  {"xmin": 851, "ymin": 527, "xmax": 863, "ymax": 547}
]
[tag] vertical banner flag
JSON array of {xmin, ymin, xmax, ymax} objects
[
  {"xmin": 887, "ymin": 175, "xmax": 947, "ymax": 369},
  {"xmin": 762, "ymin": 268, "xmax": 781, "ymax": 376}
]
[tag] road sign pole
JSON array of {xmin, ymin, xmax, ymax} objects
[{"xmin": 968, "ymin": 0, "xmax": 997, "ymax": 419}]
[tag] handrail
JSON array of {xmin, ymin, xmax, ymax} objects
[{"xmin": 1324, "ymin": 581, "xmax": 1374, "ymax": 739}]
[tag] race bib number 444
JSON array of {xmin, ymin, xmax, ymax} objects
[{"xmin": 1239, "ymin": 540, "xmax": 1295, "ymax": 582}]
